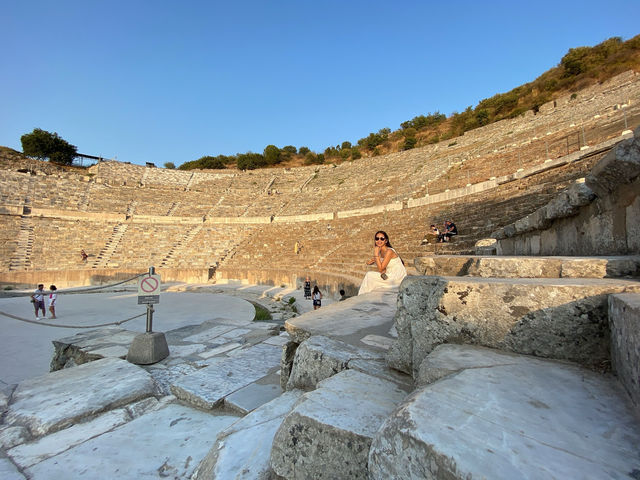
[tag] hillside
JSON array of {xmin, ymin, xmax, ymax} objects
[{"xmin": 179, "ymin": 34, "xmax": 640, "ymax": 171}]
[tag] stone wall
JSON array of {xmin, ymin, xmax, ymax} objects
[
  {"xmin": 492, "ymin": 128, "xmax": 640, "ymax": 255},
  {"xmin": 609, "ymin": 293, "xmax": 640, "ymax": 413}
]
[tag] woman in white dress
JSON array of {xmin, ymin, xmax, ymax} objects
[{"xmin": 358, "ymin": 231, "xmax": 407, "ymax": 295}]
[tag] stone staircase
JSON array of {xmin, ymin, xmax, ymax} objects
[
  {"xmin": 159, "ymin": 224, "xmax": 203, "ymax": 268},
  {"xmin": 91, "ymin": 223, "xmax": 128, "ymax": 268},
  {"xmin": 8, "ymin": 217, "xmax": 34, "ymax": 271}
]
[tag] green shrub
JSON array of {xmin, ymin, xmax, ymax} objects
[{"xmin": 253, "ymin": 303, "xmax": 273, "ymax": 321}]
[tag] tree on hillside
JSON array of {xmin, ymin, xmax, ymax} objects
[
  {"xmin": 264, "ymin": 145, "xmax": 281, "ymax": 165},
  {"xmin": 21, "ymin": 128, "xmax": 77, "ymax": 165},
  {"xmin": 164, "ymin": 162, "xmax": 176, "ymax": 169}
]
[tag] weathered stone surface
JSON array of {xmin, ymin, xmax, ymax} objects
[
  {"xmin": 0, "ymin": 381, "xmax": 13, "ymax": 415},
  {"xmin": 51, "ymin": 328, "xmax": 139, "ymax": 371},
  {"xmin": 24, "ymin": 404, "xmax": 238, "ymax": 480},
  {"xmin": 285, "ymin": 290, "xmax": 398, "ymax": 345},
  {"xmin": 387, "ymin": 275, "xmax": 640, "ymax": 376},
  {"xmin": 0, "ymin": 425, "xmax": 29, "ymax": 450},
  {"xmin": 270, "ymin": 369, "xmax": 407, "ymax": 480},
  {"xmin": 5, "ymin": 358, "xmax": 155, "ymax": 436},
  {"xmin": 609, "ymin": 293, "xmax": 640, "ymax": 412},
  {"xmin": 0, "ymin": 456, "xmax": 25, "ymax": 480},
  {"xmin": 566, "ymin": 178, "xmax": 596, "ymax": 207},
  {"xmin": 414, "ymin": 255, "xmax": 640, "ymax": 279},
  {"xmin": 473, "ymin": 238, "xmax": 496, "ymax": 255},
  {"xmin": 416, "ymin": 343, "xmax": 526, "ymax": 386},
  {"xmin": 586, "ymin": 133, "xmax": 640, "ymax": 197},
  {"xmin": 286, "ymin": 335, "xmax": 383, "ymax": 391},
  {"xmin": 8, "ymin": 409, "xmax": 131, "ymax": 468},
  {"xmin": 170, "ymin": 343, "xmax": 281, "ymax": 409},
  {"xmin": 370, "ymin": 346, "xmax": 640, "ymax": 480},
  {"xmin": 193, "ymin": 390, "xmax": 303, "ymax": 480},
  {"xmin": 225, "ymin": 375, "xmax": 282, "ymax": 414}
]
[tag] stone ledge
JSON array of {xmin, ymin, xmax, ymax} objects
[
  {"xmin": 414, "ymin": 255, "xmax": 640, "ymax": 278},
  {"xmin": 387, "ymin": 275, "xmax": 640, "ymax": 376}
]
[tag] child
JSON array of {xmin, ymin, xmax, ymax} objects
[
  {"xmin": 312, "ymin": 286, "xmax": 322, "ymax": 310},
  {"xmin": 48, "ymin": 285, "xmax": 58, "ymax": 319}
]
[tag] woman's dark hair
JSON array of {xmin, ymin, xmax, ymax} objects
[
  {"xmin": 49, "ymin": 285, "xmax": 57, "ymax": 291},
  {"xmin": 374, "ymin": 230, "xmax": 393, "ymax": 248},
  {"xmin": 312, "ymin": 285, "xmax": 320, "ymax": 294}
]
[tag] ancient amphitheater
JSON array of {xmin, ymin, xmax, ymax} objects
[
  {"xmin": 1, "ymin": 71, "xmax": 639, "ymax": 479},
  {"xmin": 0, "ymin": 70, "xmax": 638, "ymax": 293}
]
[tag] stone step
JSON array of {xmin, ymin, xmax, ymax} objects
[
  {"xmin": 170, "ymin": 342, "xmax": 283, "ymax": 409},
  {"xmin": 285, "ymin": 289, "xmax": 399, "ymax": 345},
  {"xmin": 270, "ymin": 369, "xmax": 408, "ymax": 479},
  {"xmin": 4, "ymin": 358, "xmax": 155, "ymax": 437},
  {"xmin": 284, "ymin": 335, "xmax": 411, "ymax": 392},
  {"xmin": 193, "ymin": 390, "xmax": 304, "ymax": 480},
  {"xmin": 387, "ymin": 275, "xmax": 640, "ymax": 376},
  {"xmin": 369, "ymin": 344, "xmax": 640, "ymax": 479},
  {"xmin": 414, "ymin": 254, "xmax": 640, "ymax": 278}
]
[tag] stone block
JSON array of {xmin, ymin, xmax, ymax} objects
[
  {"xmin": 370, "ymin": 346, "xmax": 640, "ymax": 479},
  {"xmin": 387, "ymin": 275, "xmax": 640, "ymax": 377},
  {"xmin": 286, "ymin": 335, "xmax": 383, "ymax": 391},
  {"xmin": 126, "ymin": 332, "xmax": 170, "ymax": 365},
  {"xmin": 474, "ymin": 238, "xmax": 497, "ymax": 255},
  {"xmin": 609, "ymin": 293, "xmax": 640, "ymax": 412},
  {"xmin": 270, "ymin": 370, "xmax": 407, "ymax": 480},
  {"xmin": 566, "ymin": 178, "xmax": 596, "ymax": 208},
  {"xmin": 170, "ymin": 343, "xmax": 281, "ymax": 409},
  {"xmin": 193, "ymin": 390, "xmax": 303, "ymax": 480},
  {"xmin": 586, "ymin": 135, "xmax": 640, "ymax": 197},
  {"xmin": 4, "ymin": 358, "xmax": 155, "ymax": 437}
]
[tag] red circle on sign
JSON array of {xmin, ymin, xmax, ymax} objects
[{"xmin": 140, "ymin": 277, "xmax": 159, "ymax": 293}]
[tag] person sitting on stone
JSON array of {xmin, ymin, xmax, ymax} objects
[
  {"xmin": 421, "ymin": 224, "xmax": 440, "ymax": 245},
  {"xmin": 441, "ymin": 220, "xmax": 458, "ymax": 242}
]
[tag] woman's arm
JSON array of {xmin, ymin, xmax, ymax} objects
[{"xmin": 375, "ymin": 249, "xmax": 395, "ymax": 272}]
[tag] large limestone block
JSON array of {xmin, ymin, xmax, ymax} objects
[
  {"xmin": 270, "ymin": 369, "xmax": 407, "ymax": 480},
  {"xmin": 286, "ymin": 335, "xmax": 383, "ymax": 391},
  {"xmin": 24, "ymin": 404, "xmax": 238, "ymax": 480},
  {"xmin": 170, "ymin": 343, "xmax": 281, "ymax": 409},
  {"xmin": 370, "ymin": 346, "xmax": 640, "ymax": 479},
  {"xmin": 609, "ymin": 293, "xmax": 640, "ymax": 411},
  {"xmin": 192, "ymin": 390, "xmax": 303, "ymax": 480},
  {"xmin": 586, "ymin": 133, "xmax": 640, "ymax": 197},
  {"xmin": 387, "ymin": 275, "xmax": 640, "ymax": 376},
  {"xmin": 285, "ymin": 290, "xmax": 398, "ymax": 344},
  {"xmin": 5, "ymin": 358, "xmax": 155, "ymax": 436}
]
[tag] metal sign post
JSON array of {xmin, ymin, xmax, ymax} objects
[
  {"xmin": 137, "ymin": 266, "xmax": 161, "ymax": 333},
  {"xmin": 128, "ymin": 266, "xmax": 169, "ymax": 364}
]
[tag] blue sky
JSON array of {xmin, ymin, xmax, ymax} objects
[{"xmin": 1, "ymin": 1, "xmax": 638, "ymax": 166}]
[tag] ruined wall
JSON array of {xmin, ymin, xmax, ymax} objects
[{"xmin": 492, "ymin": 128, "xmax": 640, "ymax": 255}]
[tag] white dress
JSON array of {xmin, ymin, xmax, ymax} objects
[{"xmin": 358, "ymin": 249, "xmax": 407, "ymax": 295}]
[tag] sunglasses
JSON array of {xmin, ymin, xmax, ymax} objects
[{"xmin": 375, "ymin": 237, "xmax": 386, "ymax": 241}]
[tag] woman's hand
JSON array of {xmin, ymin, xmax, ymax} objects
[{"xmin": 366, "ymin": 258, "xmax": 375, "ymax": 265}]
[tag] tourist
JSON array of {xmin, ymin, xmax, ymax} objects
[
  {"xmin": 421, "ymin": 224, "xmax": 440, "ymax": 245},
  {"xmin": 358, "ymin": 231, "xmax": 407, "ymax": 295},
  {"xmin": 48, "ymin": 285, "xmax": 58, "ymax": 319},
  {"xmin": 31, "ymin": 283, "xmax": 46, "ymax": 319},
  {"xmin": 80, "ymin": 249, "xmax": 88, "ymax": 262},
  {"xmin": 339, "ymin": 289, "xmax": 348, "ymax": 301},
  {"xmin": 304, "ymin": 276, "xmax": 312, "ymax": 300},
  {"xmin": 312, "ymin": 286, "xmax": 323, "ymax": 310},
  {"xmin": 294, "ymin": 241, "xmax": 301, "ymax": 255},
  {"xmin": 441, "ymin": 220, "xmax": 458, "ymax": 242}
]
